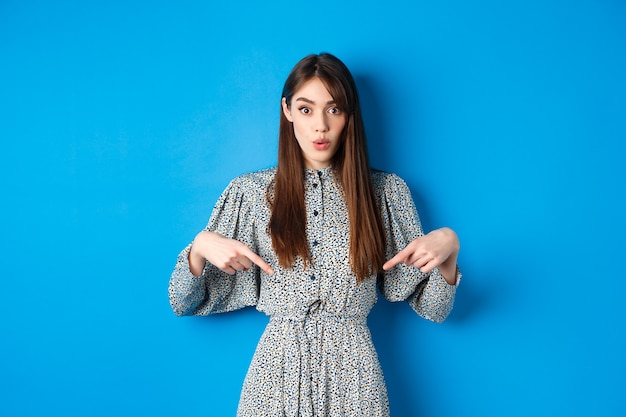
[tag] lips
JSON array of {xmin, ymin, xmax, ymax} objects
[{"xmin": 313, "ymin": 138, "xmax": 330, "ymax": 151}]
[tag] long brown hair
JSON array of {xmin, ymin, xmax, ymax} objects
[{"xmin": 269, "ymin": 53, "xmax": 386, "ymax": 282}]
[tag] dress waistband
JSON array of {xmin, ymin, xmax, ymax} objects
[{"xmin": 269, "ymin": 299, "xmax": 367, "ymax": 325}]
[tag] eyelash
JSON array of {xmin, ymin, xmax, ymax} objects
[{"xmin": 298, "ymin": 107, "xmax": 342, "ymax": 115}]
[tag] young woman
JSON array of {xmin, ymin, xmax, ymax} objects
[{"xmin": 169, "ymin": 53, "xmax": 461, "ymax": 416}]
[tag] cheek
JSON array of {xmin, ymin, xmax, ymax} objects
[
  {"xmin": 291, "ymin": 120, "xmax": 303, "ymax": 138},
  {"xmin": 292, "ymin": 117, "xmax": 309, "ymax": 137},
  {"xmin": 333, "ymin": 118, "xmax": 347, "ymax": 135},
  {"xmin": 292, "ymin": 123, "xmax": 306, "ymax": 146}
]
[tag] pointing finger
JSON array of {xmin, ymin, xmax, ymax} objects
[
  {"xmin": 383, "ymin": 250, "xmax": 409, "ymax": 271},
  {"xmin": 240, "ymin": 246, "xmax": 274, "ymax": 275}
]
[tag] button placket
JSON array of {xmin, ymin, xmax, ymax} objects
[
  {"xmin": 306, "ymin": 171, "xmax": 324, "ymax": 292},
  {"xmin": 308, "ymin": 171, "xmax": 324, "ymax": 253}
]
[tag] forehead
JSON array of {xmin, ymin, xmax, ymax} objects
[{"xmin": 292, "ymin": 78, "xmax": 334, "ymax": 103}]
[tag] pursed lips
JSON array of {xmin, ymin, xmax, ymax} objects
[{"xmin": 313, "ymin": 138, "xmax": 330, "ymax": 150}]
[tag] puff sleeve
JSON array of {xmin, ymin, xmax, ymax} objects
[
  {"xmin": 168, "ymin": 176, "xmax": 263, "ymax": 316},
  {"xmin": 376, "ymin": 173, "xmax": 461, "ymax": 323}
]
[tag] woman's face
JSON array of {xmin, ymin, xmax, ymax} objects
[{"xmin": 282, "ymin": 77, "xmax": 347, "ymax": 170}]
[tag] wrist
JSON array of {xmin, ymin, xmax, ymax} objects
[
  {"xmin": 440, "ymin": 228, "xmax": 459, "ymax": 285},
  {"xmin": 439, "ymin": 258, "xmax": 458, "ymax": 285},
  {"xmin": 188, "ymin": 233, "xmax": 209, "ymax": 277}
]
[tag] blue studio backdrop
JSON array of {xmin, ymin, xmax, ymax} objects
[{"xmin": 1, "ymin": 1, "xmax": 625, "ymax": 416}]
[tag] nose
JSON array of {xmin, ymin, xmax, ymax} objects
[{"xmin": 314, "ymin": 112, "xmax": 328, "ymax": 133}]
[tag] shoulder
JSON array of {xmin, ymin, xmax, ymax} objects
[
  {"xmin": 214, "ymin": 167, "xmax": 276, "ymax": 205},
  {"xmin": 228, "ymin": 167, "xmax": 276, "ymax": 190},
  {"xmin": 371, "ymin": 169, "xmax": 410, "ymax": 195}
]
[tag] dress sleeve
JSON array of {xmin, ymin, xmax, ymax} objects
[
  {"xmin": 168, "ymin": 177, "xmax": 261, "ymax": 316},
  {"xmin": 377, "ymin": 173, "xmax": 461, "ymax": 323}
]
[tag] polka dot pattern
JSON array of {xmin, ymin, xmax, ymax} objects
[{"xmin": 169, "ymin": 166, "xmax": 460, "ymax": 416}]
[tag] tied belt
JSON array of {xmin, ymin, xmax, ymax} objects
[
  {"xmin": 270, "ymin": 300, "xmax": 367, "ymax": 417},
  {"xmin": 270, "ymin": 299, "xmax": 367, "ymax": 325}
]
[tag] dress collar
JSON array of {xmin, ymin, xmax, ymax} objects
[{"xmin": 304, "ymin": 165, "xmax": 334, "ymax": 179}]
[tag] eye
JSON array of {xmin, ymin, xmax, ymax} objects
[
  {"xmin": 328, "ymin": 107, "xmax": 342, "ymax": 115},
  {"xmin": 298, "ymin": 107, "xmax": 311, "ymax": 115}
]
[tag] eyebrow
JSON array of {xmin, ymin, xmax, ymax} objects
[{"xmin": 294, "ymin": 97, "xmax": 336, "ymax": 105}]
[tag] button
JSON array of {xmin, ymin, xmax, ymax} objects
[
  {"xmin": 312, "ymin": 240, "xmax": 319, "ymax": 246},
  {"xmin": 313, "ymin": 210, "xmax": 319, "ymax": 216},
  {"xmin": 312, "ymin": 183, "xmax": 319, "ymax": 188},
  {"xmin": 310, "ymin": 274, "xmax": 316, "ymax": 280}
]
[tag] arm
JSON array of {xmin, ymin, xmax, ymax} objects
[
  {"xmin": 168, "ymin": 175, "xmax": 273, "ymax": 317},
  {"xmin": 383, "ymin": 227, "xmax": 460, "ymax": 285},
  {"xmin": 382, "ymin": 227, "xmax": 461, "ymax": 323},
  {"xmin": 375, "ymin": 172, "xmax": 461, "ymax": 322},
  {"xmin": 189, "ymin": 231, "xmax": 274, "ymax": 277}
]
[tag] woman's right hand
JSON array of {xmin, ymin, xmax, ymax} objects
[{"xmin": 188, "ymin": 231, "xmax": 274, "ymax": 277}]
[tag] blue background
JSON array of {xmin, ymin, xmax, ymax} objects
[{"xmin": 1, "ymin": 1, "xmax": 625, "ymax": 416}]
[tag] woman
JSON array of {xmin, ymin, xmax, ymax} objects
[{"xmin": 169, "ymin": 53, "xmax": 461, "ymax": 416}]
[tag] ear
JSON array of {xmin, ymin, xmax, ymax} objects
[{"xmin": 282, "ymin": 97, "xmax": 293, "ymax": 122}]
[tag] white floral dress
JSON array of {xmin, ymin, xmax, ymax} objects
[{"xmin": 169, "ymin": 166, "xmax": 460, "ymax": 416}]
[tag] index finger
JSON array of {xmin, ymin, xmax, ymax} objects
[
  {"xmin": 241, "ymin": 246, "xmax": 274, "ymax": 275},
  {"xmin": 382, "ymin": 248, "xmax": 411, "ymax": 271}
]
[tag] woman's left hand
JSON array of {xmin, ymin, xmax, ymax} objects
[{"xmin": 383, "ymin": 227, "xmax": 460, "ymax": 284}]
